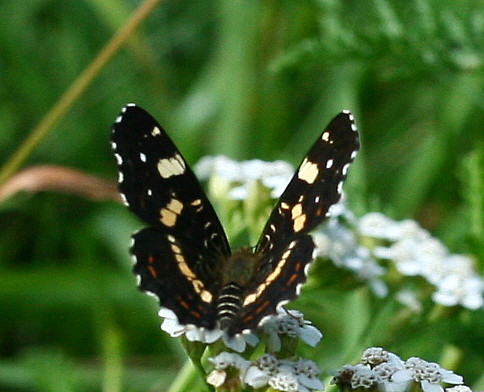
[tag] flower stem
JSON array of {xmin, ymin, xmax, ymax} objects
[{"xmin": 0, "ymin": 0, "xmax": 162, "ymax": 186}]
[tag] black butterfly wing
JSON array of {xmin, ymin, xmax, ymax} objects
[
  {"xmin": 228, "ymin": 234, "xmax": 315, "ymax": 335},
  {"xmin": 132, "ymin": 228, "xmax": 218, "ymax": 329},
  {"xmin": 229, "ymin": 112, "xmax": 359, "ymax": 334},
  {"xmin": 256, "ymin": 111, "xmax": 359, "ymax": 254},
  {"xmin": 111, "ymin": 104, "xmax": 231, "ymax": 328}
]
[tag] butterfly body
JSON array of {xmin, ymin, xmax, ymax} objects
[{"xmin": 112, "ymin": 104, "xmax": 359, "ymax": 336}]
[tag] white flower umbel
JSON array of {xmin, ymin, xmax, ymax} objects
[
  {"xmin": 446, "ymin": 386, "xmax": 474, "ymax": 392},
  {"xmin": 394, "ymin": 357, "xmax": 464, "ymax": 392},
  {"xmin": 331, "ymin": 364, "xmax": 378, "ymax": 389},
  {"xmin": 207, "ymin": 352, "xmax": 250, "ymax": 388},
  {"xmin": 332, "ymin": 348, "xmax": 468, "ymax": 392},
  {"xmin": 195, "ymin": 155, "xmax": 294, "ymax": 200},
  {"xmin": 261, "ymin": 308, "xmax": 322, "ymax": 352},
  {"xmin": 314, "ymin": 207, "xmax": 484, "ymax": 311},
  {"xmin": 159, "ymin": 308, "xmax": 258, "ymax": 352},
  {"xmin": 243, "ymin": 354, "xmax": 323, "ymax": 392},
  {"xmin": 159, "ymin": 308, "xmax": 223, "ymax": 343},
  {"xmin": 313, "ymin": 208, "xmax": 388, "ymax": 298}
]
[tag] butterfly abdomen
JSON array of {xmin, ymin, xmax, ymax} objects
[{"xmin": 216, "ymin": 282, "xmax": 243, "ymax": 330}]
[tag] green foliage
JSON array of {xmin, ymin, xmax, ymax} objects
[{"xmin": 1, "ymin": 0, "xmax": 483, "ymax": 391}]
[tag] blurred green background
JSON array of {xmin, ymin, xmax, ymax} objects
[{"xmin": 1, "ymin": 0, "xmax": 484, "ymax": 391}]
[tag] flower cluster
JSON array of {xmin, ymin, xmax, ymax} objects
[
  {"xmin": 207, "ymin": 352, "xmax": 323, "ymax": 392},
  {"xmin": 160, "ymin": 305, "xmax": 324, "ymax": 391},
  {"xmin": 314, "ymin": 210, "xmax": 484, "ymax": 311},
  {"xmin": 332, "ymin": 347, "xmax": 467, "ymax": 392},
  {"xmin": 159, "ymin": 308, "xmax": 258, "ymax": 353},
  {"xmin": 160, "ymin": 306, "xmax": 322, "ymax": 352},
  {"xmin": 195, "ymin": 155, "xmax": 294, "ymax": 200}
]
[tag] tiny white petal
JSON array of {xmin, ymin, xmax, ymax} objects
[
  {"xmin": 206, "ymin": 370, "xmax": 226, "ymax": 387},
  {"xmin": 421, "ymin": 379, "xmax": 444, "ymax": 392},
  {"xmin": 244, "ymin": 366, "xmax": 270, "ymax": 388}
]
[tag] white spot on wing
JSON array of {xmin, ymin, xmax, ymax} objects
[
  {"xmin": 140, "ymin": 153, "xmax": 147, "ymax": 162},
  {"xmin": 114, "ymin": 153, "xmax": 123, "ymax": 165},
  {"xmin": 326, "ymin": 159, "xmax": 334, "ymax": 169},
  {"xmin": 120, "ymin": 193, "xmax": 129, "ymax": 206},
  {"xmin": 157, "ymin": 153, "xmax": 186, "ymax": 178},
  {"xmin": 337, "ymin": 181, "xmax": 343, "ymax": 195},
  {"xmin": 342, "ymin": 162, "xmax": 350, "ymax": 175},
  {"xmin": 298, "ymin": 158, "xmax": 319, "ymax": 184}
]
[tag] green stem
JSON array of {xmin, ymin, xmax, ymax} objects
[{"xmin": 0, "ymin": 0, "xmax": 162, "ymax": 186}]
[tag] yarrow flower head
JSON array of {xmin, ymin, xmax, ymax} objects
[
  {"xmin": 159, "ymin": 308, "xmax": 258, "ymax": 352},
  {"xmin": 261, "ymin": 308, "xmax": 323, "ymax": 352},
  {"xmin": 314, "ymin": 208, "xmax": 484, "ymax": 311},
  {"xmin": 332, "ymin": 348, "xmax": 466, "ymax": 392},
  {"xmin": 207, "ymin": 352, "xmax": 324, "ymax": 391},
  {"xmin": 195, "ymin": 155, "xmax": 294, "ymax": 200}
]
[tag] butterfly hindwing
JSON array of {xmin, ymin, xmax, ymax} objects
[
  {"xmin": 132, "ymin": 227, "xmax": 219, "ymax": 329},
  {"xmin": 229, "ymin": 234, "xmax": 314, "ymax": 335}
]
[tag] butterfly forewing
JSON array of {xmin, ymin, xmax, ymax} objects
[
  {"xmin": 256, "ymin": 111, "xmax": 359, "ymax": 255},
  {"xmin": 111, "ymin": 104, "xmax": 230, "ymax": 258}
]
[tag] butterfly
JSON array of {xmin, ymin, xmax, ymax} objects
[{"xmin": 111, "ymin": 104, "xmax": 359, "ymax": 336}]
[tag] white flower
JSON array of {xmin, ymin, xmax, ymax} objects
[
  {"xmin": 360, "ymin": 347, "xmax": 390, "ymax": 365},
  {"xmin": 159, "ymin": 308, "xmax": 223, "ymax": 343},
  {"xmin": 268, "ymin": 371, "xmax": 300, "ymax": 392},
  {"xmin": 351, "ymin": 364, "xmax": 379, "ymax": 389},
  {"xmin": 208, "ymin": 352, "xmax": 246, "ymax": 370},
  {"xmin": 335, "ymin": 349, "xmax": 465, "ymax": 392},
  {"xmin": 261, "ymin": 308, "xmax": 322, "ymax": 352},
  {"xmin": 332, "ymin": 364, "xmax": 378, "ymax": 389},
  {"xmin": 194, "ymin": 155, "xmax": 242, "ymax": 182},
  {"xmin": 194, "ymin": 155, "xmax": 294, "ymax": 200},
  {"xmin": 433, "ymin": 273, "xmax": 484, "ymax": 309},
  {"xmin": 391, "ymin": 357, "xmax": 463, "ymax": 392},
  {"xmin": 370, "ymin": 352, "xmax": 408, "ymax": 392},
  {"xmin": 159, "ymin": 308, "xmax": 258, "ymax": 352},
  {"xmin": 292, "ymin": 359, "xmax": 324, "ymax": 391},
  {"xmin": 358, "ymin": 213, "xmax": 427, "ymax": 242},
  {"xmin": 244, "ymin": 354, "xmax": 278, "ymax": 388},
  {"xmin": 245, "ymin": 365, "xmax": 271, "ymax": 388},
  {"xmin": 323, "ymin": 208, "xmax": 484, "ymax": 311},
  {"xmin": 396, "ymin": 289, "xmax": 422, "ymax": 312},
  {"xmin": 206, "ymin": 369, "xmax": 226, "ymax": 387},
  {"xmin": 313, "ymin": 215, "xmax": 387, "ymax": 296},
  {"xmin": 358, "ymin": 212, "xmax": 398, "ymax": 239},
  {"xmin": 245, "ymin": 355, "xmax": 324, "ymax": 392},
  {"xmin": 207, "ymin": 352, "xmax": 250, "ymax": 388},
  {"xmin": 446, "ymin": 386, "xmax": 474, "ymax": 392}
]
